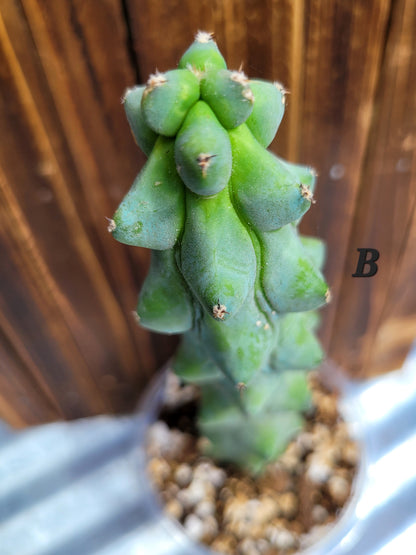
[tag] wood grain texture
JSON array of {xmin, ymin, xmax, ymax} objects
[
  {"xmin": 331, "ymin": 0, "xmax": 416, "ymax": 376},
  {"xmin": 0, "ymin": 0, "xmax": 173, "ymax": 426},
  {"xmin": 0, "ymin": 0, "xmax": 415, "ymax": 426}
]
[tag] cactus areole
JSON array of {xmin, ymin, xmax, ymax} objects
[{"xmin": 111, "ymin": 31, "xmax": 330, "ymax": 474}]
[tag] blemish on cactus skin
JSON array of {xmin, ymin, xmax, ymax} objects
[
  {"xmin": 197, "ymin": 153, "xmax": 216, "ymax": 177},
  {"xmin": 236, "ymin": 382, "xmax": 247, "ymax": 397},
  {"xmin": 300, "ymin": 183, "xmax": 316, "ymax": 204},
  {"xmin": 213, "ymin": 301, "xmax": 229, "ymax": 320},
  {"xmin": 325, "ymin": 289, "xmax": 332, "ymax": 304},
  {"xmin": 106, "ymin": 218, "xmax": 116, "ymax": 233}
]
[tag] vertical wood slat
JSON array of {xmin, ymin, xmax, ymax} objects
[
  {"xmin": 297, "ymin": 0, "xmax": 392, "ymax": 357},
  {"xmin": 0, "ymin": 0, "xmax": 162, "ymax": 425},
  {"xmin": 331, "ymin": 0, "xmax": 416, "ymax": 376}
]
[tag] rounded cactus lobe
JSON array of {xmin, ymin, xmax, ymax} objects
[
  {"xmin": 229, "ymin": 125, "xmax": 311, "ymax": 231},
  {"xmin": 175, "ymin": 101, "xmax": 232, "ymax": 196},
  {"xmin": 199, "ymin": 293, "xmax": 275, "ymax": 384},
  {"xmin": 180, "ymin": 186, "xmax": 256, "ymax": 321},
  {"xmin": 259, "ymin": 224, "xmax": 329, "ymax": 313},
  {"xmin": 173, "ymin": 330, "xmax": 223, "ymax": 384},
  {"xmin": 123, "ymin": 86, "xmax": 158, "ymax": 156},
  {"xmin": 281, "ymin": 160, "xmax": 317, "ymax": 194},
  {"xmin": 269, "ymin": 312, "xmax": 324, "ymax": 371},
  {"xmin": 112, "ymin": 136, "xmax": 184, "ymax": 249},
  {"xmin": 244, "ymin": 370, "xmax": 312, "ymax": 415},
  {"xmin": 200, "ymin": 410, "xmax": 304, "ymax": 474},
  {"xmin": 245, "ymin": 80, "xmax": 286, "ymax": 147},
  {"xmin": 136, "ymin": 249, "xmax": 193, "ymax": 334},
  {"xmin": 300, "ymin": 235, "xmax": 326, "ymax": 271},
  {"xmin": 200, "ymin": 69, "xmax": 254, "ymax": 129},
  {"xmin": 178, "ymin": 32, "xmax": 227, "ymax": 72},
  {"xmin": 141, "ymin": 69, "xmax": 200, "ymax": 136}
]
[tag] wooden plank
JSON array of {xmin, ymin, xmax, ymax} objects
[
  {"xmin": 296, "ymin": 0, "xmax": 392, "ymax": 361},
  {"xmin": 0, "ymin": 2, "xmax": 163, "ymax": 424},
  {"xmin": 331, "ymin": 0, "xmax": 416, "ymax": 376}
]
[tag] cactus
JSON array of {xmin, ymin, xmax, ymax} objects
[{"xmin": 111, "ymin": 31, "xmax": 330, "ymax": 474}]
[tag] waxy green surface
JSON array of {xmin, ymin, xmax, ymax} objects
[{"xmin": 112, "ymin": 33, "xmax": 329, "ymax": 473}]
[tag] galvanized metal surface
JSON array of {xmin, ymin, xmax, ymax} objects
[{"xmin": 0, "ymin": 346, "xmax": 416, "ymax": 555}]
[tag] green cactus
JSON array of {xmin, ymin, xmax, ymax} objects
[{"xmin": 111, "ymin": 31, "xmax": 330, "ymax": 474}]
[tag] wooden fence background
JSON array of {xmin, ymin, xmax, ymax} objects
[{"xmin": 0, "ymin": 0, "xmax": 415, "ymax": 427}]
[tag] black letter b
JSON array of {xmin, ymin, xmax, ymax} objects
[{"xmin": 352, "ymin": 248, "xmax": 379, "ymax": 277}]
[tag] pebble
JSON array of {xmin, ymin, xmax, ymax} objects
[
  {"xmin": 342, "ymin": 440, "xmax": 359, "ymax": 466},
  {"xmin": 174, "ymin": 463, "xmax": 192, "ymax": 488},
  {"xmin": 277, "ymin": 491, "xmax": 298, "ymax": 519},
  {"xmin": 211, "ymin": 533, "xmax": 237, "ymax": 554},
  {"xmin": 165, "ymin": 498, "xmax": 183, "ymax": 520},
  {"xmin": 194, "ymin": 461, "xmax": 226, "ymax": 488},
  {"xmin": 328, "ymin": 474, "xmax": 350, "ymax": 505},
  {"xmin": 267, "ymin": 525, "xmax": 298, "ymax": 550},
  {"xmin": 183, "ymin": 513, "xmax": 205, "ymax": 542},
  {"xmin": 147, "ymin": 457, "xmax": 170, "ymax": 487},
  {"xmin": 146, "ymin": 371, "xmax": 358, "ymax": 553},
  {"xmin": 312, "ymin": 504, "xmax": 329, "ymax": 524},
  {"xmin": 306, "ymin": 453, "xmax": 333, "ymax": 484},
  {"xmin": 177, "ymin": 477, "xmax": 216, "ymax": 510},
  {"xmin": 195, "ymin": 499, "xmax": 216, "ymax": 519},
  {"xmin": 163, "ymin": 372, "xmax": 199, "ymax": 408},
  {"xmin": 147, "ymin": 421, "xmax": 191, "ymax": 459}
]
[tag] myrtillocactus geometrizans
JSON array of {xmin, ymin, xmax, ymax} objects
[{"xmin": 110, "ymin": 31, "xmax": 330, "ymax": 473}]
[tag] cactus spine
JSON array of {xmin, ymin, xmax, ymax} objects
[{"xmin": 112, "ymin": 31, "xmax": 329, "ymax": 473}]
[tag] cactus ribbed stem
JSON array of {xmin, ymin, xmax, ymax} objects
[{"xmin": 111, "ymin": 32, "xmax": 329, "ymax": 474}]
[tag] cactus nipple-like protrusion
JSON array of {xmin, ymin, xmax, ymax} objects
[
  {"xmin": 106, "ymin": 217, "xmax": 116, "ymax": 233},
  {"xmin": 197, "ymin": 153, "xmax": 216, "ymax": 177},
  {"xmin": 300, "ymin": 183, "xmax": 316, "ymax": 204},
  {"xmin": 195, "ymin": 31, "xmax": 215, "ymax": 43},
  {"xmin": 143, "ymin": 71, "xmax": 167, "ymax": 96},
  {"xmin": 230, "ymin": 70, "xmax": 249, "ymax": 85},
  {"xmin": 274, "ymin": 81, "xmax": 289, "ymax": 104},
  {"xmin": 213, "ymin": 301, "xmax": 229, "ymax": 320}
]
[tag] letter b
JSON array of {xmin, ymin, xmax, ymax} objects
[{"xmin": 352, "ymin": 248, "xmax": 379, "ymax": 277}]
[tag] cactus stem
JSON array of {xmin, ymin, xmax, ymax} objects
[
  {"xmin": 106, "ymin": 217, "xmax": 116, "ymax": 233},
  {"xmin": 195, "ymin": 31, "xmax": 214, "ymax": 43},
  {"xmin": 213, "ymin": 301, "xmax": 229, "ymax": 320},
  {"xmin": 300, "ymin": 183, "xmax": 316, "ymax": 204},
  {"xmin": 197, "ymin": 153, "xmax": 217, "ymax": 177}
]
